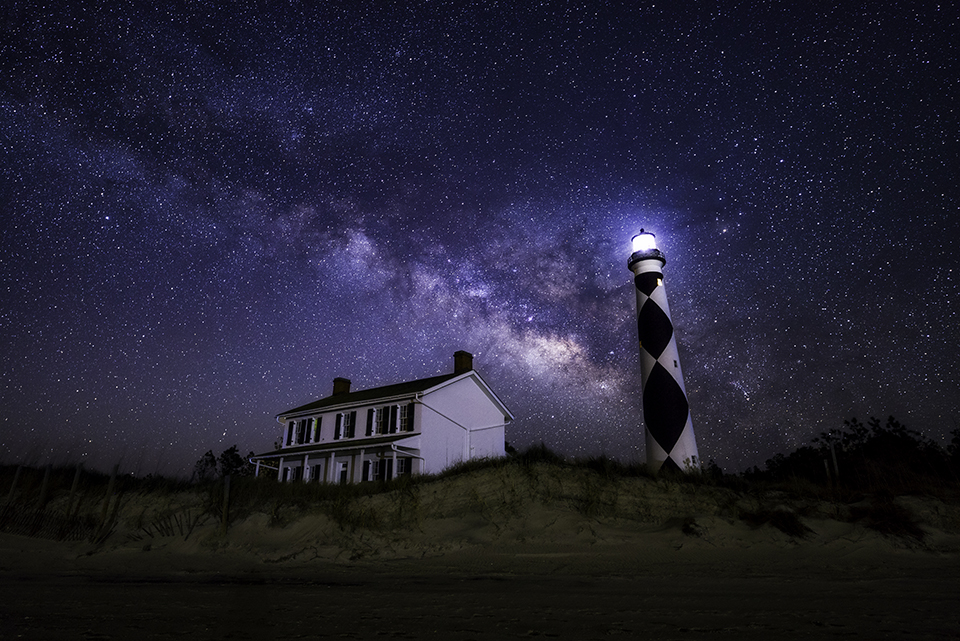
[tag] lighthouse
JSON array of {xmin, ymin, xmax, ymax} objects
[{"xmin": 628, "ymin": 230, "xmax": 699, "ymax": 472}]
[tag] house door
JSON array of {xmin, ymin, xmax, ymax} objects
[{"xmin": 338, "ymin": 462, "xmax": 348, "ymax": 484}]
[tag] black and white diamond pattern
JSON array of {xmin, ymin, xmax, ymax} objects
[{"xmin": 633, "ymin": 267, "xmax": 699, "ymax": 472}]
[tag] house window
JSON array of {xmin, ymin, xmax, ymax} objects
[
  {"xmin": 372, "ymin": 458, "xmax": 390, "ymax": 481},
  {"xmin": 399, "ymin": 403, "xmax": 415, "ymax": 432},
  {"xmin": 286, "ymin": 421, "xmax": 295, "ymax": 446},
  {"xmin": 377, "ymin": 407, "xmax": 391, "ymax": 435},
  {"xmin": 293, "ymin": 465, "xmax": 304, "ymax": 482},
  {"xmin": 311, "ymin": 417, "xmax": 322, "ymax": 442},
  {"xmin": 344, "ymin": 411, "xmax": 355, "ymax": 438},
  {"xmin": 310, "ymin": 464, "xmax": 323, "ymax": 482},
  {"xmin": 338, "ymin": 462, "xmax": 348, "ymax": 484},
  {"xmin": 296, "ymin": 419, "xmax": 310, "ymax": 444},
  {"xmin": 334, "ymin": 411, "xmax": 357, "ymax": 440},
  {"xmin": 397, "ymin": 458, "xmax": 411, "ymax": 476}
]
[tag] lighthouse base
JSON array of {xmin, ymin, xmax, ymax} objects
[{"xmin": 645, "ymin": 420, "xmax": 700, "ymax": 473}]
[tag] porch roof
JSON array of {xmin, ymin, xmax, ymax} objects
[{"xmin": 251, "ymin": 433, "xmax": 418, "ymax": 460}]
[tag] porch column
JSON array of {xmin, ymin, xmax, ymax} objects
[
  {"xmin": 277, "ymin": 457, "xmax": 284, "ymax": 482},
  {"xmin": 355, "ymin": 449, "xmax": 365, "ymax": 483},
  {"xmin": 391, "ymin": 450, "xmax": 397, "ymax": 481}
]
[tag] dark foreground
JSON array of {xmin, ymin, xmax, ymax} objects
[{"xmin": 2, "ymin": 548, "xmax": 958, "ymax": 640}]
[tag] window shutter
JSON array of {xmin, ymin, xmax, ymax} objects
[
  {"xmin": 406, "ymin": 402, "xmax": 416, "ymax": 431},
  {"xmin": 286, "ymin": 421, "xmax": 294, "ymax": 446},
  {"xmin": 366, "ymin": 408, "xmax": 374, "ymax": 436},
  {"xmin": 334, "ymin": 413, "xmax": 342, "ymax": 440},
  {"xmin": 314, "ymin": 416, "xmax": 321, "ymax": 442},
  {"xmin": 349, "ymin": 411, "xmax": 357, "ymax": 438}
]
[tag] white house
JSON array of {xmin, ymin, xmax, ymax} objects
[{"xmin": 251, "ymin": 351, "xmax": 513, "ymax": 483}]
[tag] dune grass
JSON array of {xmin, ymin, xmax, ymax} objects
[{"xmin": 3, "ymin": 426, "xmax": 959, "ymax": 544}]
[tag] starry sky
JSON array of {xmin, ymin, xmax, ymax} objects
[{"xmin": 2, "ymin": 1, "xmax": 958, "ymax": 477}]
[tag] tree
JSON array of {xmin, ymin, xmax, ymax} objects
[
  {"xmin": 194, "ymin": 445, "xmax": 255, "ymax": 481},
  {"xmin": 194, "ymin": 450, "xmax": 218, "ymax": 482},
  {"xmin": 218, "ymin": 445, "xmax": 254, "ymax": 477}
]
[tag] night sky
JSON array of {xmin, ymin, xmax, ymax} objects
[{"xmin": 2, "ymin": 2, "xmax": 957, "ymax": 477}]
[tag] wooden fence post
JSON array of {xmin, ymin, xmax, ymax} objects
[
  {"xmin": 5, "ymin": 465, "xmax": 22, "ymax": 506},
  {"xmin": 67, "ymin": 463, "xmax": 83, "ymax": 517},
  {"xmin": 36, "ymin": 464, "xmax": 52, "ymax": 511},
  {"xmin": 99, "ymin": 463, "xmax": 119, "ymax": 528},
  {"xmin": 220, "ymin": 474, "xmax": 231, "ymax": 536}
]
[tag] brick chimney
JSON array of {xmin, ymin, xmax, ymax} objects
[
  {"xmin": 454, "ymin": 350, "xmax": 473, "ymax": 374},
  {"xmin": 332, "ymin": 377, "xmax": 351, "ymax": 395}
]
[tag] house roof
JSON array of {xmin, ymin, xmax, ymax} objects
[{"xmin": 278, "ymin": 372, "xmax": 462, "ymax": 417}]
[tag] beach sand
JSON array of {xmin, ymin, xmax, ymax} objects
[{"xmin": 2, "ymin": 465, "xmax": 958, "ymax": 639}]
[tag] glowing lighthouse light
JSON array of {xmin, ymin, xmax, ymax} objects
[
  {"xmin": 627, "ymin": 229, "xmax": 700, "ymax": 473},
  {"xmin": 631, "ymin": 230, "xmax": 658, "ymax": 252}
]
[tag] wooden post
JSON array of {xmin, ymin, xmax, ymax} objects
[
  {"xmin": 36, "ymin": 464, "xmax": 52, "ymax": 511},
  {"xmin": 99, "ymin": 463, "xmax": 119, "ymax": 528},
  {"xmin": 220, "ymin": 474, "xmax": 231, "ymax": 536},
  {"xmin": 5, "ymin": 465, "xmax": 22, "ymax": 505},
  {"xmin": 829, "ymin": 442, "xmax": 840, "ymax": 481},
  {"xmin": 67, "ymin": 463, "xmax": 83, "ymax": 517}
]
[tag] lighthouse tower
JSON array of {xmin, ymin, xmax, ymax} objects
[{"xmin": 628, "ymin": 230, "xmax": 699, "ymax": 472}]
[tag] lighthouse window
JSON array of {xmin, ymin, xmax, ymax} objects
[{"xmin": 674, "ymin": 360, "xmax": 678, "ymax": 368}]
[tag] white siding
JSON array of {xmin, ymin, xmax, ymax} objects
[{"xmin": 418, "ymin": 375, "xmax": 507, "ymax": 474}]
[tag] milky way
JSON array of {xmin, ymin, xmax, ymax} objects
[{"xmin": 2, "ymin": 2, "xmax": 957, "ymax": 476}]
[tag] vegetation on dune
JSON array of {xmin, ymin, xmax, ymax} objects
[
  {"xmin": 748, "ymin": 416, "xmax": 960, "ymax": 497},
  {"xmin": 1, "ymin": 418, "xmax": 958, "ymax": 546}
]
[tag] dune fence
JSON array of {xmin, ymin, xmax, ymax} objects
[{"xmin": 0, "ymin": 463, "xmax": 129, "ymax": 543}]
